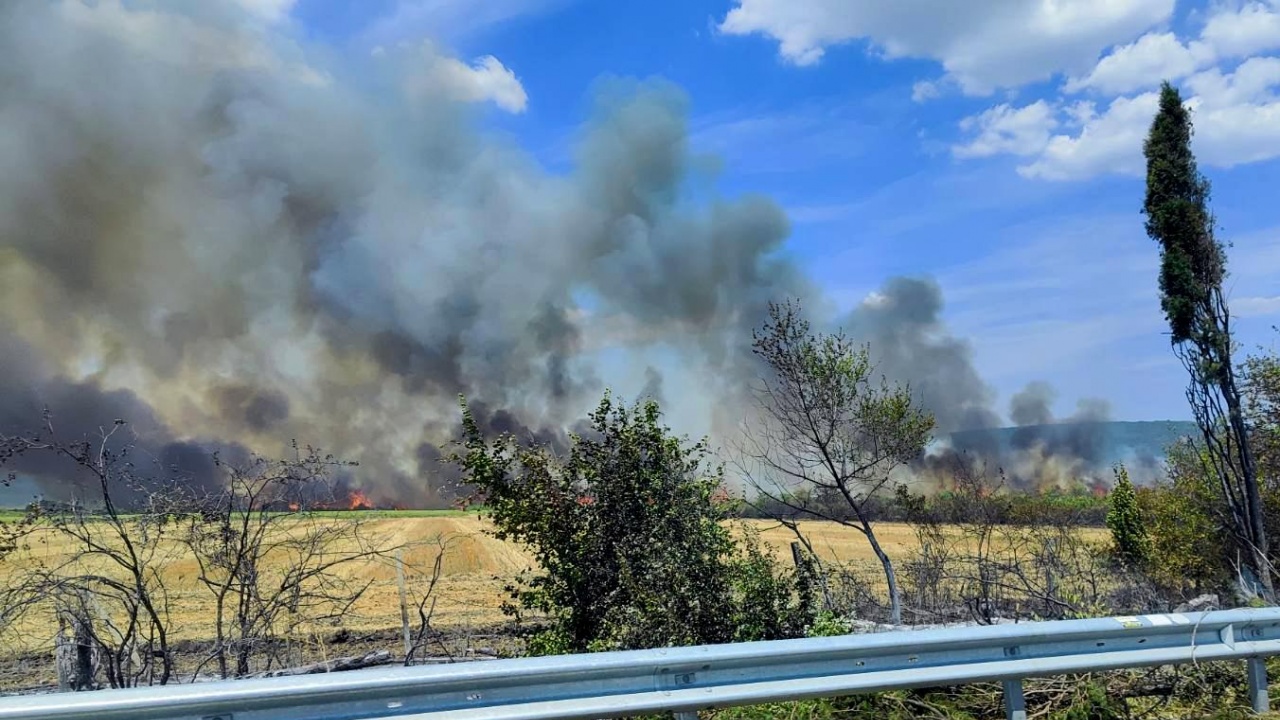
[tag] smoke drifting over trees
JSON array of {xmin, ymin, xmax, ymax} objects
[{"xmin": 1, "ymin": 1, "xmax": 1122, "ymax": 505}]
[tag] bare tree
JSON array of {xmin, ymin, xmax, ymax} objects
[
  {"xmin": 739, "ymin": 300, "xmax": 934, "ymax": 624},
  {"xmin": 0, "ymin": 416, "xmax": 182, "ymax": 687},
  {"xmin": 403, "ymin": 536, "xmax": 448, "ymax": 666},
  {"xmin": 181, "ymin": 444, "xmax": 397, "ymax": 679}
]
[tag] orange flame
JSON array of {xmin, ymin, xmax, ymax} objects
[
  {"xmin": 287, "ymin": 502, "xmax": 300, "ymax": 512},
  {"xmin": 348, "ymin": 489, "xmax": 373, "ymax": 511}
]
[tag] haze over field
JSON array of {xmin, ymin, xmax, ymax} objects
[{"xmin": 1, "ymin": 1, "xmax": 1276, "ymax": 506}]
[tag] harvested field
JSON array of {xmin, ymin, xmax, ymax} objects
[{"xmin": 0, "ymin": 514, "xmax": 1107, "ymax": 653}]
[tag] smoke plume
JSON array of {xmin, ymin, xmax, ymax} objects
[
  {"xmin": 0, "ymin": 0, "xmax": 808, "ymax": 505},
  {"xmin": 0, "ymin": 1, "xmax": 1140, "ymax": 505}
]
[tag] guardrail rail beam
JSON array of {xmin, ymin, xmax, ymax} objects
[{"xmin": 4, "ymin": 608, "xmax": 1280, "ymax": 720}]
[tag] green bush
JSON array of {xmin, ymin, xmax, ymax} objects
[
  {"xmin": 453, "ymin": 391, "xmax": 806, "ymax": 654},
  {"xmin": 1105, "ymin": 464, "xmax": 1151, "ymax": 568},
  {"xmin": 1138, "ymin": 440, "xmax": 1233, "ymax": 596}
]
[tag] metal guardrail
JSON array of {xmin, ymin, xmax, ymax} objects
[{"xmin": 4, "ymin": 608, "xmax": 1280, "ymax": 720}]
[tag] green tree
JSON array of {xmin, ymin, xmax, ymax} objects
[
  {"xmin": 1106, "ymin": 463, "xmax": 1150, "ymax": 567},
  {"xmin": 1243, "ymin": 339, "xmax": 1280, "ymax": 485},
  {"xmin": 452, "ymin": 391, "xmax": 794, "ymax": 653},
  {"xmin": 1142, "ymin": 81, "xmax": 1270, "ymax": 598},
  {"xmin": 1140, "ymin": 440, "xmax": 1233, "ymax": 595},
  {"xmin": 741, "ymin": 300, "xmax": 935, "ymax": 624}
]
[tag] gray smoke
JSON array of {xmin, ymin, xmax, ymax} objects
[
  {"xmin": 835, "ymin": 279, "xmax": 1128, "ymax": 490},
  {"xmin": 1010, "ymin": 381, "xmax": 1058, "ymax": 427},
  {"xmin": 842, "ymin": 277, "xmax": 1003, "ymax": 435},
  {"xmin": 638, "ymin": 367, "xmax": 666, "ymax": 406},
  {"xmin": 0, "ymin": 0, "xmax": 807, "ymax": 505},
  {"xmin": 1009, "ymin": 383, "xmax": 1112, "ymax": 467},
  {"xmin": 0, "ymin": 327, "xmax": 245, "ymax": 504},
  {"xmin": 0, "ymin": 1, "xmax": 1134, "ymax": 505}
]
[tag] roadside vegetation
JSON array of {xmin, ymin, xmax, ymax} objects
[{"xmin": 3, "ymin": 81, "xmax": 1280, "ymax": 718}]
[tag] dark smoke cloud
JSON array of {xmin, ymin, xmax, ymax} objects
[
  {"xmin": 638, "ymin": 367, "xmax": 666, "ymax": 406},
  {"xmin": 834, "ymin": 280, "xmax": 1134, "ymax": 491},
  {"xmin": 214, "ymin": 384, "xmax": 291, "ymax": 432},
  {"xmin": 0, "ymin": 328, "xmax": 242, "ymax": 503},
  {"xmin": 1010, "ymin": 382, "xmax": 1057, "ymax": 427},
  {"xmin": 0, "ymin": 1, "xmax": 1146, "ymax": 505},
  {"xmin": 0, "ymin": 1, "xmax": 807, "ymax": 506},
  {"xmin": 1009, "ymin": 386, "xmax": 1112, "ymax": 468},
  {"xmin": 841, "ymin": 277, "xmax": 1002, "ymax": 435}
]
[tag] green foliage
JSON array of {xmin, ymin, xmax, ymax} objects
[
  {"xmin": 1105, "ymin": 464, "xmax": 1151, "ymax": 567},
  {"xmin": 1139, "ymin": 440, "xmax": 1233, "ymax": 595},
  {"xmin": 1052, "ymin": 682, "xmax": 1126, "ymax": 720},
  {"xmin": 1142, "ymin": 81, "xmax": 1225, "ymax": 345},
  {"xmin": 709, "ymin": 698, "xmax": 846, "ymax": 720},
  {"xmin": 805, "ymin": 610, "xmax": 855, "ymax": 638},
  {"xmin": 727, "ymin": 529, "xmax": 813, "ymax": 642},
  {"xmin": 751, "ymin": 299, "xmax": 936, "ymax": 484},
  {"xmin": 749, "ymin": 300, "xmax": 935, "ymax": 625},
  {"xmin": 1245, "ymin": 344, "xmax": 1280, "ymax": 487},
  {"xmin": 1143, "ymin": 82, "xmax": 1271, "ymax": 601},
  {"xmin": 453, "ymin": 390, "xmax": 802, "ymax": 654}
]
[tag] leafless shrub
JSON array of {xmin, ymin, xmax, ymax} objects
[
  {"xmin": 0, "ymin": 415, "xmax": 183, "ymax": 687},
  {"xmin": 402, "ymin": 536, "xmax": 448, "ymax": 666},
  {"xmin": 180, "ymin": 443, "xmax": 400, "ymax": 679},
  {"xmin": 897, "ymin": 457, "xmax": 1164, "ymax": 625},
  {"xmin": 0, "ymin": 413, "xmax": 410, "ymax": 689}
]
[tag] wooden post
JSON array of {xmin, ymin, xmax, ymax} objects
[
  {"xmin": 397, "ymin": 549, "xmax": 412, "ymax": 661},
  {"xmin": 55, "ymin": 606, "xmax": 95, "ymax": 691}
]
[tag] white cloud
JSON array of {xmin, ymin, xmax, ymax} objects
[
  {"xmin": 1234, "ymin": 295, "xmax": 1280, "ymax": 317},
  {"xmin": 361, "ymin": 0, "xmax": 567, "ymax": 47},
  {"xmin": 1186, "ymin": 56, "xmax": 1280, "ymax": 106},
  {"xmin": 400, "ymin": 46, "xmax": 528, "ymax": 113},
  {"xmin": 1201, "ymin": 0, "xmax": 1280, "ymax": 57},
  {"xmin": 911, "ymin": 79, "xmax": 942, "ymax": 102},
  {"xmin": 717, "ymin": 0, "xmax": 1173, "ymax": 94},
  {"xmin": 1016, "ymin": 92, "xmax": 1159, "ymax": 180},
  {"xmin": 1064, "ymin": 32, "xmax": 1213, "ymax": 95},
  {"xmin": 958, "ymin": 1, "xmax": 1280, "ymax": 180},
  {"xmin": 953, "ymin": 101, "xmax": 1058, "ymax": 158},
  {"xmin": 232, "ymin": 0, "xmax": 297, "ymax": 23},
  {"xmin": 433, "ymin": 55, "xmax": 528, "ymax": 113}
]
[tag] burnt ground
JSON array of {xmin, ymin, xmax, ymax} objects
[{"xmin": 0, "ymin": 622, "xmax": 533, "ymax": 696}]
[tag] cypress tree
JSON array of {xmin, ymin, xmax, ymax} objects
[{"xmin": 1142, "ymin": 81, "xmax": 1271, "ymax": 598}]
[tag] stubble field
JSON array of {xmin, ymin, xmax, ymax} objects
[{"xmin": 0, "ymin": 513, "xmax": 1106, "ymax": 653}]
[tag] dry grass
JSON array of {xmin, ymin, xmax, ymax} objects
[{"xmin": 0, "ymin": 516, "xmax": 1107, "ymax": 652}]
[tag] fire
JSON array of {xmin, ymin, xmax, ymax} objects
[
  {"xmin": 287, "ymin": 502, "xmax": 300, "ymax": 512},
  {"xmin": 347, "ymin": 489, "xmax": 373, "ymax": 511}
]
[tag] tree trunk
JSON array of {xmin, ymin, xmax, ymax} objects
[
  {"xmin": 55, "ymin": 609, "xmax": 95, "ymax": 691},
  {"xmin": 1224, "ymin": 369, "xmax": 1274, "ymax": 600},
  {"xmin": 1213, "ymin": 288, "xmax": 1274, "ymax": 601},
  {"xmin": 862, "ymin": 523, "xmax": 902, "ymax": 625}
]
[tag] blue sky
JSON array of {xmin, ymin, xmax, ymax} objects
[{"xmin": 272, "ymin": 0, "xmax": 1280, "ymax": 423}]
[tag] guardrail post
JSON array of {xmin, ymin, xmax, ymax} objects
[
  {"xmin": 1003, "ymin": 679, "xmax": 1027, "ymax": 720},
  {"xmin": 1248, "ymin": 657, "xmax": 1269, "ymax": 713}
]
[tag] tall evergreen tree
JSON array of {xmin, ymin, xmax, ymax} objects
[{"xmin": 1142, "ymin": 81, "xmax": 1271, "ymax": 598}]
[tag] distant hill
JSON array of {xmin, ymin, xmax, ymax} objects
[{"xmin": 948, "ymin": 420, "xmax": 1199, "ymax": 467}]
